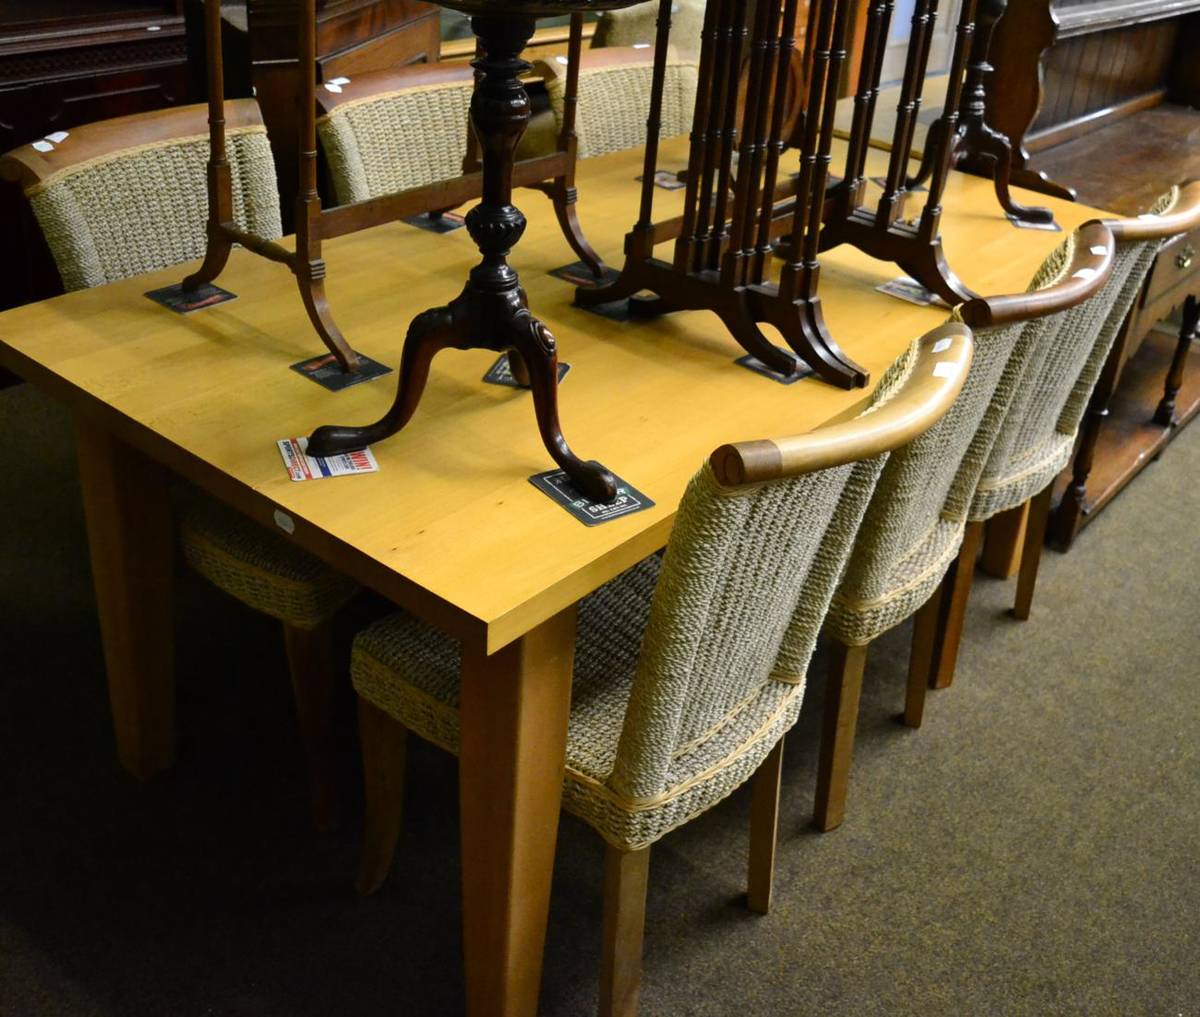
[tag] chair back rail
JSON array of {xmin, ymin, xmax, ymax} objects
[
  {"xmin": 958, "ymin": 220, "xmax": 1116, "ymax": 328},
  {"xmin": 711, "ymin": 322, "xmax": 973, "ymax": 486},
  {"xmin": 1106, "ymin": 178, "xmax": 1200, "ymax": 242},
  {"xmin": 0, "ymin": 100, "xmax": 266, "ymax": 192}
]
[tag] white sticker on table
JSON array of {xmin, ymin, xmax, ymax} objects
[{"xmin": 278, "ymin": 437, "xmax": 378, "ymax": 481}]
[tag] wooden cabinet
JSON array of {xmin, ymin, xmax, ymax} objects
[{"xmin": 0, "ymin": 2, "xmax": 190, "ymax": 312}]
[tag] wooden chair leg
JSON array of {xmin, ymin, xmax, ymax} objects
[
  {"xmin": 904, "ymin": 584, "xmax": 943, "ymax": 729},
  {"xmin": 600, "ymin": 844, "xmax": 651, "ymax": 1017},
  {"xmin": 355, "ymin": 696, "xmax": 409, "ymax": 896},
  {"xmin": 747, "ymin": 736, "xmax": 784, "ymax": 915},
  {"xmin": 282, "ymin": 619, "xmax": 340, "ymax": 833},
  {"xmin": 979, "ymin": 501, "xmax": 1029, "ymax": 578},
  {"xmin": 930, "ymin": 521, "xmax": 983, "ymax": 690},
  {"xmin": 1013, "ymin": 484, "xmax": 1053, "ymax": 621},
  {"xmin": 813, "ymin": 640, "xmax": 868, "ymax": 833}
]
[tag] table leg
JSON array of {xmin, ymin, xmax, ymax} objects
[
  {"xmin": 459, "ymin": 607, "xmax": 577, "ymax": 1017},
  {"xmin": 74, "ymin": 418, "xmax": 176, "ymax": 779}
]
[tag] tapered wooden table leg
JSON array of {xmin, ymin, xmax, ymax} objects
[
  {"xmin": 458, "ymin": 607, "xmax": 577, "ymax": 1017},
  {"xmin": 73, "ymin": 418, "xmax": 175, "ymax": 779}
]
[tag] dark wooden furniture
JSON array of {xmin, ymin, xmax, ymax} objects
[
  {"xmin": 0, "ymin": 2, "xmax": 189, "ymax": 313},
  {"xmin": 305, "ymin": 2, "xmax": 648, "ymax": 502},
  {"xmin": 905, "ymin": 0, "xmax": 1055, "ymax": 224},
  {"xmin": 185, "ymin": 0, "xmax": 442, "ymax": 226},
  {"xmin": 968, "ymin": 0, "xmax": 1200, "ymax": 549},
  {"xmin": 579, "ymin": 0, "xmax": 984, "ymax": 388}
]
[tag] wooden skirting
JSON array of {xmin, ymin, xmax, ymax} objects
[{"xmin": 1026, "ymin": 89, "xmax": 1168, "ymax": 154}]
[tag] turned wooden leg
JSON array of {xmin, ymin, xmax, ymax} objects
[
  {"xmin": 813, "ymin": 640, "xmax": 868, "ymax": 833},
  {"xmin": 1013, "ymin": 485, "xmax": 1053, "ymax": 621},
  {"xmin": 930, "ymin": 521, "xmax": 983, "ymax": 690},
  {"xmin": 747, "ymin": 736, "xmax": 785, "ymax": 915},
  {"xmin": 74, "ymin": 418, "xmax": 176, "ymax": 779},
  {"xmin": 980, "ymin": 501, "xmax": 1029, "ymax": 578},
  {"xmin": 355, "ymin": 696, "xmax": 409, "ymax": 896},
  {"xmin": 904, "ymin": 585, "xmax": 943, "ymax": 729},
  {"xmin": 459, "ymin": 607, "xmax": 576, "ymax": 1017},
  {"xmin": 1153, "ymin": 295, "xmax": 1198, "ymax": 427},
  {"xmin": 600, "ymin": 843, "xmax": 652, "ymax": 1017},
  {"xmin": 1050, "ymin": 315, "xmax": 1131, "ymax": 551},
  {"xmin": 282, "ymin": 620, "xmax": 340, "ymax": 833}
]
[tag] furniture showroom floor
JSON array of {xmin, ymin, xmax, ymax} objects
[{"xmin": 2, "ymin": 381, "xmax": 1196, "ymax": 1017}]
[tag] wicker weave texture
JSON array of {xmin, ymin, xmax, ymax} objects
[
  {"xmin": 826, "ymin": 236, "xmax": 1078, "ymax": 646},
  {"xmin": 971, "ymin": 188, "xmax": 1179, "ymax": 521},
  {"xmin": 548, "ymin": 58, "xmax": 698, "ymax": 159},
  {"xmin": 592, "ymin": 0, "xmax": 707, "ymax": 61},
  {"xmin": 317, "ymin": 82, "xmax": 474, "ymax": 205},
  {"xmin": 350, "ymin": 339, "xmax": 928, "ymax": 850},
  {"xmin": 179, "ymin": 495, "xmax": 357, "ymax": 628},
  {"xmin": 28, "ymin": 128, "xmax": 281, "ymax": 292}
]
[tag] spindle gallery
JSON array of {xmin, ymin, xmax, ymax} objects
[{"xmin": 581, "ymin": 0, "xmax": 990, "ymax": 385}]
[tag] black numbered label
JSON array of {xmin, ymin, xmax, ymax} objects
[
  {"xmin": 735, "ymin": 353, "xmax": 811, "ymax": 385},
  {"xmin": 145, "ymin": 282, "xmax": 236, "ymax": 313},
  {"xmin": 290, "ymin": 351, "xmax": 392, "ymax": 391},
  {"xmin": 482, "ymin": 355, "xmax": 571, "ymax": 388},
  {"xmin": 530, "ymin": 469, "xmax": 655, "ymax": 526}
]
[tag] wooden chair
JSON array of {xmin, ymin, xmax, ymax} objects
[
  {"xmin": 0, "ymin": 101, "xmax": 356, "ymax": 831},
  {"xmin": 813, "ymin": 221, "xmax": 1117, "ymax": 833},
  {"xmin": 927, "ymin": 180, "xmax": 1200, "ymax": 688},
  {"xmin": 592, "ymin": 0, "xmax": 707, "ymax": 61},
  {"xmin": 346, "ymin": 323, "xmax": 972, "ymax": 1017},
  {"xmin": 536, "ymin": 45, "xmax": 699, "ymax": 160}
]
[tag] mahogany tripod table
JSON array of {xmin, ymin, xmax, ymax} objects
[{"xmin": 306, "ymin": 2, "xmax": 646, "ymax": 504}]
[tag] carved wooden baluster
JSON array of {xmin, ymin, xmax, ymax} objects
[
  {"xmin": 841, "ymin": 0, "xmax": 895, "ymax": 205},
  {"xmin": 916, "ymin": 0, "xmax": 979, "ymax": 242},
  {"xmin": 724, "ymin": 0, "xmax": 778, "ymax": 288},
  {"xmin": 877, "ymin": 0, "xmax": 937, "ymax": 226},
  {"xmin": 780, "ymin": 0, "xmax": 838, "ymax": 303},
  {"xmin": 183, "ymin": 0, "xmax": 235, "ymax": 290},
  {"xmin": 674, "ymin": 0, "xmax": 724, "ymax": 272},
  {"xmin": 628, "ymin": 0, "xmax": 677, "ymax": 263},
  {"xmin": 705, "ymin": 0, "xmax": 751, "ymax": 272},
  {"xmin": 691, "ymin": 0, "xmax": 740, "ymax": 273},
  {"xmin": 751, "ymin": 0, "xmax": 801, "ymax": 284},
  {"xmin": 804, "ymin": 0, "xmax": 852, "ymax": 263}
]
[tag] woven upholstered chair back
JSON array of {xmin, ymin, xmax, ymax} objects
[
  {"xmin": 972, "ymin": 188, "xmax": 1181, "ymax": 518},
  {"xmin": 316, "ymin": 64, "xmax": 478, "ymax": 206},
  {"xmin": 592, "ymin": 0, "xmax": 707, "ymax": 61},
  {"xmin": 4, "ymin": 101, "xmax": 281, "ymax": 293},
  {"xmin": 542, "ymin": 46, "xmax": 699, "ymax": 160},
  {"xmin": 831, "ymin": 239, "xmax": 1083, "ymax": 618},
  {"xmin": 601, "ymin": 336, "xmax": 952, "ymax": 802}
]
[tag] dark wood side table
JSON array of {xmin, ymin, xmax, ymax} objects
[{"xmin": 1039, "ymin": 107, "xmax": 1200, "ymax": 552}]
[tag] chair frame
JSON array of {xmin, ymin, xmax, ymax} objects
[
  {"xmin": 354, "ymin": 322, "xmax": 973, "ymax": 1016},
  {"xmin": 185, "ymin": 1, "xmax": 603, "ymax": 376},
  {"xmin": 812, "ymin": 220, "xmax": 1117, "ymax": 833},
  {"xmin": 925, "ymin": 182, "xmax": 1200, "ymax": 692}
]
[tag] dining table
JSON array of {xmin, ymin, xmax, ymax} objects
[{"xmin": 0, "ymin": 135, "xmax": 1104, "ymax": 1017}]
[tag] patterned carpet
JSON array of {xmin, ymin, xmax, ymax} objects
[{"xmin": 1, "ymin": 379, "xmax": 1196, "ymax": 1017}]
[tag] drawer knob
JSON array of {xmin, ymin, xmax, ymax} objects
[{"xmin": 1178, "ymin": 245, "xmax": 1196, "ymax": 271}]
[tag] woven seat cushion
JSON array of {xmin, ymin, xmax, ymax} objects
[
  {"xmin": 968, "ymin": 186, "xmax": 1181, "ymax": 523},
  {"xmin": 318, "ymin": 81, "xmax": 474, "ymax": 206},
  {"xmin": 548, "ymin": 56, "xmax": 698, "ymax": 159},
  {"xmin": 354, "ymin": 554, "xmax": 801, "ymax": 851},
  {"xmin": 27, "ymin": 126, "xmax": 281, "ymax": 292},
  {"xmin": 592, "ymin": 0, "xmax": 707, "ymax": 61},
  {"xmin": 827, "ymin": 234, "xmax": 1081, "ymax": 646},
  {"xmin": 179, "ymin": 494, "xmax": 357, "ymax": 629}
]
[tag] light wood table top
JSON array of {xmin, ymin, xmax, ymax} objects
[{"xmin": 0, "ymin": 138, "xmax": 1106, "ymax": 653}]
